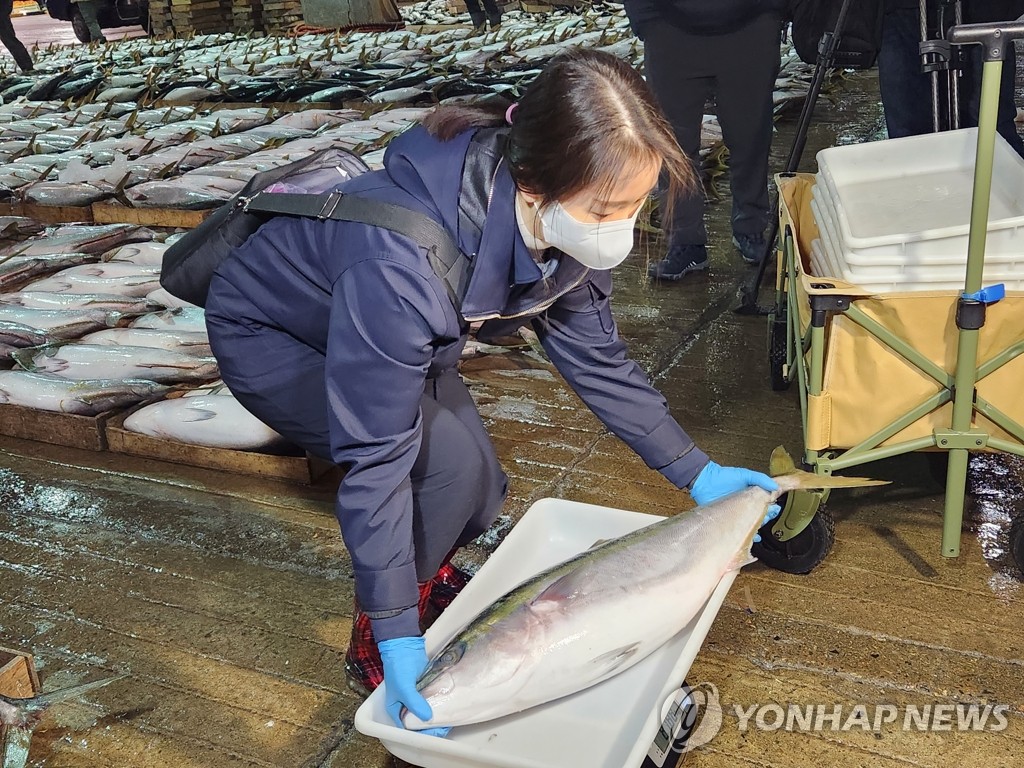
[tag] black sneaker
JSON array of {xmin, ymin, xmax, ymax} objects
[
  {"xmin": 732, "ymin": 233, "xmax": 767, "ymax": 265},
  {"xmin": 647, "ymin": 244, "xmax": 709, "ymax": 281}
]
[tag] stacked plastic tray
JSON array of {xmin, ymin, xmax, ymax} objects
[{"xmin": 809, "ymin": 127, "xmax": 1024, "ymax": 292}]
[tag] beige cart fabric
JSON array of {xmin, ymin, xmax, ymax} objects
[{"xmin": 778, "ymin": 174, "xmax": 1024, "ymax": 452}]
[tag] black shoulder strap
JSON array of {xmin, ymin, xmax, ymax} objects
[{"xmin": 245, "ymin": 190, "xmax": 470, "ymax": 311}]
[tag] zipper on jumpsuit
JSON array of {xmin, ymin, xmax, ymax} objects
[{"xmin": 460, "ymin": 158, "xmax": 590, "ymax": 324}]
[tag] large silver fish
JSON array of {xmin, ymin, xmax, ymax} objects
[
  {"xmin": 14, "ymin": 343, "xmax": 219, "ymax": 383},
  {"xmin": 403, "ymin": 450, "xmax": 887, "ymax": 730},
  {"xmin": 123, "ymin": 394, "xmax": 288, "ymax": 451},
  {"xmin": 0, "ymin": 371, "xmax": 167, "ymax": 415}
]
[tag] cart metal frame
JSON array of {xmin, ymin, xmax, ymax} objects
[{"xmin": 768, "ymin": 18, "xmax": 1024, "ymax": 560}]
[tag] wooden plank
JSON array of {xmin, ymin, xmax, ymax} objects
[
  {"xmin": 0, "ymin": 403, "xmax": 112, "ymax": 451},
  {"xmin": 91, "ymin": 202, "xmax": 212, "ymax": 229},
  {"xmin": 105, "ymin": 403, "xmax": 338, "ymax": 486},
  {"xmin": 7, "ymin": 202, "xmax": 93, "ymax": 225},
  {"xmin": 0, "ymin": 649, "xmax": 39, "ymax": 699}
]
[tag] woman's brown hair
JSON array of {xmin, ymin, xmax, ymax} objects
[{"xmin": 422, "ymin": 47, "xmax": 696, "ymax": 226}]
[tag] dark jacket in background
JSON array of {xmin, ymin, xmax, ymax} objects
[
  {"xmin": 884, "ymin": 0, "xmax": 1024, "ymax": 20},
  {"xmin": 624, "ymin": 0, "xmax": 785, "ymax": 38}
]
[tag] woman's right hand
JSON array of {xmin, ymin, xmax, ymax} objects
[{"xmin": 377, "ymin": 636, "xmax": 452, "ymax": 738}]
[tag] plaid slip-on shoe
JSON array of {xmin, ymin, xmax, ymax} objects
[{"xmin": 345, "ymin": 582, "xmax": 435, "ymax": 697}]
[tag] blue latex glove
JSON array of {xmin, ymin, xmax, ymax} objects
[
  {"xmin": 754, "ymin": 504, "xmax": 783, "ymax": 544},
  {"xmin": 378, "ymin": 636, "xmax": 452, "ymax": 738},
  {"xmin": 689, "ymin": 461, "xmax": 779, "ymax": 507}
]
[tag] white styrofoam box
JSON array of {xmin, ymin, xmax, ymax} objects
[
  {"xmin": 354, "ymin": 498, "xmax": 739, "ymax": 768},
  {"xmin": 810, "ymin": 190, "xmax": 1024, "ymax": 292},
  {"xmin": 815, "ymin": 128, "xmax": 1024, "ymax": 267}
]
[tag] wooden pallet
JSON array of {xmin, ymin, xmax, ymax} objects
[
  {"xmin": 91, "ymin": 202, "xmax": 212, "ymax": 229},
  {"xmin": 0, "ymin": 402, "xmax": 113, "ymax": 451},
  {"xmin": 105, "ymin": 401, "xmax": 338, "ymax": 486},
  {"xmin": 0, "ymin": 648, "xmax": 40, "ymax": 768},
  {"xmin": 6, "ymin": 201, "xmax": 93, "ymax": 225}
]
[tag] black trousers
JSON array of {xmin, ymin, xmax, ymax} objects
[
  {"xmin": 644, "ymin": 14, "xmax": 781, "ymax": 247},
  {"xmin": 206, "ymin": 314, "xmax": 509, "ymax": 582},
  {"xmin": 464, "ymin": 0, "xmax": 502, "ymax": 27},
  {"xmin": 0, "ymin": 0, "xmax": 31, "ymax": 72}
]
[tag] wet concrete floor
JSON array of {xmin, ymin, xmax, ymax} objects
[{"xmin": 0, "ymin": 64, "xmax": 1022, "ymax": 768}]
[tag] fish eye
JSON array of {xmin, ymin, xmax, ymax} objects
[{"xmin": 438, "ymin": 641, "xmax": 466, "ymax": 668}]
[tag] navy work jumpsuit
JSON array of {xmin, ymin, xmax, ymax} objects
[{"xmin": 205, "ymin": 125, "xmax": 711, "ymax": 642}]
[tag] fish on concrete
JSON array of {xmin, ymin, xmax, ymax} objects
[
  {"xmin": 13, "ymin": 343, "xmax": 219, "ymax": 384},
  {"xmin": 123, "ymin": 394, "xmax": 289, "ymax": 451},
  {"xmin": 130, "ymin": 307, "xmax": 207, "ymax": 333},
  {"xmin": 403, "ymin": 448, "xmax": 887, "ymax": 730},
  {"xmin": 22, "ymin": 264, "xmax": 161, "ymax": 297},
  {"xmin": 0, "ymin": 320, "xmax": 50, "ymax": 351},
  {"xmin": 0, "ymin": 371, "xmax": 167, "ymax": 415},
  {"xmin": 1, "ymin": 292, "xmax": 160, "ymax": 314},
  {"xmin": 0, "ymin": 224, "xmax": 155, "ymax": 258},
  {"xmin": 81, "ymin": 328, "xmax": 211, "ymax": 356},
  {"xmin": 0, "ymin": 306, "xmax": 115, "ymax": 337},
  {"xmin": 104, "ymin": 242, "xmax": 169, "ymax": 267},
  {"xmin": 0, "ymin": 252, "xmax": 99, "ymax": 290}
]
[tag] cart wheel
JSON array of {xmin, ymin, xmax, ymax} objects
[
  {"xmin": 753, "ymin": 503, "xmax": 835, "ymax": 574},
  {"xmin": 1010, "ymin": 515, "xmax": 1024, "ymax": 576},
  {"xmin": 767, "ymin": 306, "xmax": 790, "ymax": 391}
]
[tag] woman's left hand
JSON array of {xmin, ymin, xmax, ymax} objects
[{"xmin": 689, "ymin": 461, "xmax": 779, "ymax": 506}]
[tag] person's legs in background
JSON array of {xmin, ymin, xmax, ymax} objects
[
  {"xmin": 644, "ymin": 23, "xmax": 714, "ymax": 281},
  {"xmin": 878, "ymin": 7, "xmax": 935, "ymax": 137},
  {"xmin": 75, "ymin": 0, "xmax": 108, "ymax": 43},
  {"xmin": 714, "ymin": 12, "xmax": 782, "ymax": 264},
  {"xmin": 0, "ymin": 0, "xmax": 33, "ymax": 72},
  {"xmin": 480, "ymin": 0, "xmax": 502, "ymax": 30},
  {"xmin": 463, "ymin": 0, "xmax": 488, "ymax": 33}
]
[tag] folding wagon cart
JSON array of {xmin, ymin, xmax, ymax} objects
[{"xmin": 761, "ymin": 18, "xmax": 1024, "ymax": 574}]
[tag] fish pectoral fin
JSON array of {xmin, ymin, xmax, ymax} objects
[
  {"xmin": 728, "ymin": 550, "xmax": 759, "ymax": 572},
  {"xmin": 180, "ymin": 408, "xmax": 217, "ymax": 422},
  {"xmin": 590, "ymin": 642, "xmax": 641, "ymax": 676}
]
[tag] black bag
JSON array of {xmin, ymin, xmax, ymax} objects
[
  {"xmin": 789, "ymin": 0, "xmax": 885, "ymax": 69},
  {"xmin": 160, "ymin": 146, "xmax": 469, "ymax": 309}
]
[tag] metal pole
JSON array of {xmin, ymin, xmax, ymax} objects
[{"xmin": 941, "ymin": 57, "xmax": 1001, "ymax": 557}]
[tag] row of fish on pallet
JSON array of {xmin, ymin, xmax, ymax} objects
[
  {"xmin": 1, "ymin": 2, "xmax": 814, "ymax": 112},
  {"xmin": 0, "ymin": 222, "xmax": 295, "ymax": 452},
  {"xmin": 1, "ymin": 4, "xmax": 639, "ymax": 106},
  {"xmin": 0, "ymin": 103, "xmax": 429, "ymax": 208}
]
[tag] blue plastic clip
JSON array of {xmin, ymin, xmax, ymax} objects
[{"xmin": 963, "ymin": 284, "xmax": 1005, "ymax": 304}]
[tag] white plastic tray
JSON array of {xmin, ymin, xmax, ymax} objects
[
  {"xmin": 354, "ymin": 498, "xmax": 739, "ymax": 768},
  {"xmin": 814, "ymin": 128, "xmax": 1024, "ymax": 266},
  {"xmin": 809, "ymin": 191, "xmax": 1024, "ymax": 292}
]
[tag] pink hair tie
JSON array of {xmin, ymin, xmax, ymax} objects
[{"xmin": 505, "ymin": 103, "xmax": 518, "ymax": 125}]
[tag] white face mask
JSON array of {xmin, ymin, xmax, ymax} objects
[{"xmin": 536, "ymin": 201, "xmax": 642, "ymax": 270}]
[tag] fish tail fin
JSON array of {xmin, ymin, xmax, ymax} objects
[
  {"xmin": 19, "ymin": 674, "xmax": 127, "ymax": 713},
  {"xmin": 770, "ymin": 446, "xmax": 889, "ymax": 492}
]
